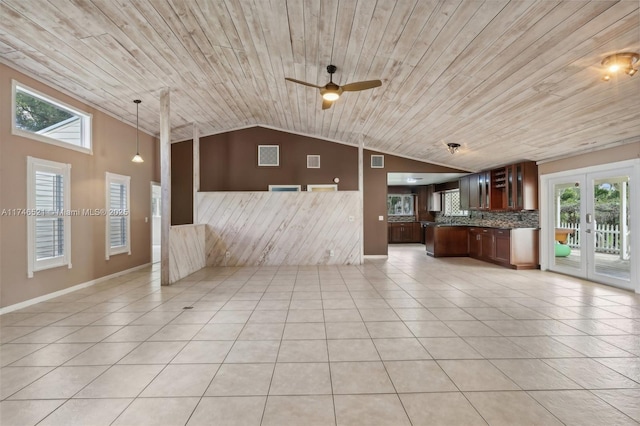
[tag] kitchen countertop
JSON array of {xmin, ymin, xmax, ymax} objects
[{"xmin": 420, "ymin": 221, "xmax": 538, "ymax": 230}]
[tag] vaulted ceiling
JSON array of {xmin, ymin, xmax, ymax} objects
[{"xmin": 1, "ymin": 0, "xmax": 638, "ymax": 171}]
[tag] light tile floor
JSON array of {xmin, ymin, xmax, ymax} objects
[{"xmin": 1, "ymin": 244, "xmax": 639, "ymax": 425}]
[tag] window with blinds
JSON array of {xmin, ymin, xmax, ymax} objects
[
  {"xmin": 105, "ymin": 172, "xmax": 131, "ymax": 259},
  {"xmin": 27, "ymin": 157, "xmax": 71, "ymax": 277}
]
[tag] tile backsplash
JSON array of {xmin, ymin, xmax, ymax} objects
[
  {"xmin": 388, "ymin": 215, "xmax": 417, "ymax": 222},
  {"xmin": 435, "ymin": 210, "xmax": 539, "ymax": 228}
]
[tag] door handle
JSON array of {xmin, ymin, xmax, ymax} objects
[{"xmin": 586, "ymin": 213, "xmax": 593, "ymax": 224}]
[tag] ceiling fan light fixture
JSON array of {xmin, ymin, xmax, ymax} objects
[
  {"xmin": 447, "ymin": 143, "xmax": 461, "ymax": 155},
  {"xmin": 601, "ymin": 52, "xmax": 638, "ymax": 81},
  {"xmin": 322, "ymin": 91, "xmax": 340, "ymax": 101}
]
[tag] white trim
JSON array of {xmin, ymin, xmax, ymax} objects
[
  {"xmin": 12, "ymin": 80, "xmax": 93, "ymax": 154},
  {"xmin": 0, "ymin": 263, "xmax": 151, "ymax": 315},
  {"xmin": 105, "ymin": 172, "xmax": 132, "ymax": 260},
  {"xmin": 364, "ymin": 255, "xmax": 389, "ymax": 259}
]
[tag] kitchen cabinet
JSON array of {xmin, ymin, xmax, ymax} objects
[
  {"xmin": 508, "ymin": 161, "xmax": 538, "ymax": 210},
  {"xmin": 469, "ymin": 172, "xmax": 492, "ymax": 210},
  {"xmin": 425, "ymin": 225, "xmax": 469, "ymax": 257},
  {"xmin": 492, "ymin": 161, "xmax": 538, "ymax": 211},
  {"xmin": 416, "ymin": 186, "xmax": 434, "ymax": 221},
  {"xmin": 468, "ymin": 227, "xmax": 538, "ymax": 269},
  {"xmin": 459, "ymin": 175, "xmax": 470, "ymax": 211},
  {"xmin": 388, "ymin": 222, "xmax": 421, "ymax": 243},
  {"xmin": 468, "ymin": 228, "xmax": 481, "ymax": 258},
  {"xmin": 466, "ymin": 161, "xmax": 538, "ymax": 212},
  {"xmin": 426, "ymin": 185, "xmax": 441, "ymax": 211}
]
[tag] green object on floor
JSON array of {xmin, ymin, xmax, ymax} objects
[{"xmin": 555, "ymin": 243, "xmax": 571, "ymax": 257}]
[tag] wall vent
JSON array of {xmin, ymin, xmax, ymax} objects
[
  {"xmin": 371, "ymin": 154, "xmax": 384, "ymax": 168},
  {"xmin": 307, "ymin": 155, "xmax": 320, "ymax": 169},
  {"xmin": 258, "ymin": 145, "xmax": 279, "ymax": 166}
]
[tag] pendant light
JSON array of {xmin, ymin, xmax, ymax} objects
[{"xmin": 131, "ymin": 99, "xmax": 144, "ymax": 163}]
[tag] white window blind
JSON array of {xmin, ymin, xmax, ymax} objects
[
  {"xmin": 105, "ymin": 172, "xmax": 131, "ymax": 259},
  {"xmin": 27, "ymin": 157, "xmax": 71, "ymax": 277}
]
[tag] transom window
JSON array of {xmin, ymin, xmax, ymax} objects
[{"xmin": 12, "ymin": 81, "xmax": 92, "ymax": 153}]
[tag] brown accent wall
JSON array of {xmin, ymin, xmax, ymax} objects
[
  {"xmin": 538, "ymin": 142, "xmax": 640, "ymax": 175},
  {"xmin": 171, "ymin": 141, "xmax": 193, "ymax": 225},
  {"xmin": 199, "ymin": 127, "xmax": 359, "ymax": 191},
  {"xmin": 363, "ymin": 150, "xmax": 466, "ymax": 256},
  {"xmin": 0, "ymin": 63, "xmax": 159, "ymax": 308},
  {"xmin": 170, "ymin": 126, "xmax": 466, "ymax": 259}
]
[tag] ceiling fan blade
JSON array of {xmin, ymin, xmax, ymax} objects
[
  {"xmin": 341, "ymin": 79, "xmax": 382, "ymax": 92},
  {"xmin": 322, "ymin": 99, "xmax": 334, "ymax": 110},
  {"xmin": 285, "ymin": 77, "xmax": 322, "ymax": 89}
]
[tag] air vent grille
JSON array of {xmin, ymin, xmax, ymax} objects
[
  {"xmin": 307, "ymin": 155, "xmax": 320, "ymax": 169},
  {"xmin": 371, "ymin": 155, "xmax": 384, "ymax": 168},
  {"xmin": 258, "ymin": 145, "xmax": 279, "ymax": 166}
]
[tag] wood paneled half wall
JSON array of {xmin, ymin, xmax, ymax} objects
[{"xmin": 197, "ymin": 191, "xmax": 361, "ymax": 266}]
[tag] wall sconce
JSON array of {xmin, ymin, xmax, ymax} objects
[
  {"xmin": 131, "ymin": 99, "xmax": 144, "ymax": 163},
  {"xmin": 601, "ymin": 52, "xmax": 638, "ymax": 81},
  {"xmin": 447, "ymin": 143, "xmax": 461, "ymax": 154}
]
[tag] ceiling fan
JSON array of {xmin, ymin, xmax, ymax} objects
[{"xmin": 285, "ymin": 65, "xmax": 382, "ymax": 110}]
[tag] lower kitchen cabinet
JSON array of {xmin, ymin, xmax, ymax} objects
[
  {"xmin": 388, "ymin": 222, "xmax": 421, "ymax": 243},
  {"xmin": 468, "ymin": 227, "xmax": 538, "ymax": 269},
  {"xmin": 425, "ymin": 225, "xmax": 469, "ymax": 257}
]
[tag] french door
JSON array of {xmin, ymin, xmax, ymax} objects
[{"xmin": 545, "ymin": 162, "xmax": 638, "ymax": 291}]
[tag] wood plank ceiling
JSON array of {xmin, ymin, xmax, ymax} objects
[{"xmin": 0, "ymin": 0, "xmax": 638, "ymax": 171}]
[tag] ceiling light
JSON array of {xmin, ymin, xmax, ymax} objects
[
  {"xmin": 322, "ymin": 91, "xmax": 340, "ymax": 101},
  {"xmin": 447, "ymin": 143, "xmax": 461, "ymax": 155},
  {"xmin": 131, "ymin": 99, "xmax": 144, "ymax": 163},
  {"xmin": 601, "ymin": 52, "xmax": 639, "ymax": 81}
]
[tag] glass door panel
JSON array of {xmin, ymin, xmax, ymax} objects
[
  {"xmin": 588, "ymin": 173, "xmax": 632, "ymax": 287},
  {"xmin": 551, "ymin": 179, "xmax": 585, "ymax": 275},
  {"xmin": 548, "ymin": 167, "xmax": 635, "ymax": 291}
]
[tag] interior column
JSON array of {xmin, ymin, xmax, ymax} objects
[{"xmin": 160, "ymin": 88, "xmax": 171, "ymax": 285}]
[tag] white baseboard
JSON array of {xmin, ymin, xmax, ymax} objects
[
  {"xmin": 0, "ymin": 263, "xmax": 151, "ymax": 315},
  {"xmin": 364, "ymin": 255, "xmax": 389, "ymax": 259}
]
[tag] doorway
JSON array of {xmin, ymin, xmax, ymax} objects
[
  {"xmin": 542, "ymin": 160, "xmax": 639, "ymax": 291},
  {"xmin": 151, "ymin": 182, "xmax": 161, "ymax": 264}
]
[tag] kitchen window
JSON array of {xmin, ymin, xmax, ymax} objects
[
  {"xmin": 387, "ymin": 194, "xmax": 414, "ymax": 216},
  {"xmin": 443, "ymin": 190, "xmax": 468, "ymax": 217}
]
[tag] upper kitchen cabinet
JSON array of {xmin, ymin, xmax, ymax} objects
[
  {"xmin": 468, "ymin": 171, "xmax": 492, "ymax": 210},
  {"xmin": 494, "ymin": 161, "xmax": 538, "ymax": 210},
  {"xmin": 459, "ymin": 175, "xmax": 471, "ymax": 211},
  {"xmin": 465, "ymin": 161, "xmax": 538, "ymax": 212}
]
